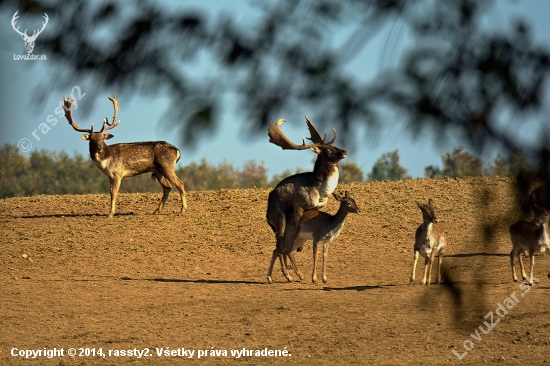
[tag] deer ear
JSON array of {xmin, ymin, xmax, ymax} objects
[
  {"xmin": 416, "ymin": 201, "xmax": 423, "ymax": 209},
  {"xmin": 310, "ymin": 146, "xmax": 322, "ymax": 154},
  {"xmin": 81, "ymin": 134, "xmax": 90, "ymax": 140},
  {"xmin": 332, "ymin": 192, "xmax": 342, "ymax": 201},
  {"xmin": 428, "ymin": 198, "xmax": 434, "ymax": 206},
  {"xmin": 103, "ymin": 133, "xmax": 114, "ymax": 140}
]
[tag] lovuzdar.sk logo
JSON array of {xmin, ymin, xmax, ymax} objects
[{"xmin": 11, "ymin": 10, "xmax": 48, "ymax": 61}]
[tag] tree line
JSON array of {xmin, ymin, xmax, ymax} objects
[{"xmin": 0, "ymin": 143, "xmax": 534, "ymax": 198}]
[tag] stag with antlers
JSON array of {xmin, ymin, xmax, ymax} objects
[
  {"xmin": 266, "ymin": 117, "xmax": 347, "ymax": 283},
  {"xmin": 11, "ymin": 11, "xmax": 48, "ymax": 54},
  {"xmin": 63, "ymin": 93, "xmax": 187, "ymax": 218}
]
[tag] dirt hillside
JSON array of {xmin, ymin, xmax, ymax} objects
[{"xmin": 1, "ymin": 176, "xmax": 549, "ymax": 365}]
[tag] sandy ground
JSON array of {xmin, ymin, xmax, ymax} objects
[{"xmin": 1, "ymin": 176, "xmax": 549, "ymax": 365}]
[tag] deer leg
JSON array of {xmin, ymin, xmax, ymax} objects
[
  {"xmin": 267, "ymin": 248, "xmax": 279, "ymax": 284},
  {"xmin": 153, "ymin": 174, "xmax": 171, "ymax": 215},
  {"xmin": 160, "ymin": 169, "xmax": 187, "ymax": 215},
  {"xmin": 422, "ymin": 255, "xmax": 430, "ymax": 286},
  {"xmin": 108, "ymin": 176, "xmax": 122, "ymax": 219},
  {"xmin": 278, "ymin": 252, "xmax": 293, "ymax": 282},
  {"xmin": 283, "ymin": 254, "xmax": 293, "ymax": 270},
  {"xmin": 410, "ymin": 249, "xmax": 419, "ymax": 284},
  {"xmin": 510, "ymin": 249, "xmax": 518, "ymax": 282},
  {"xmin": 322, "ymin": 242, "xmax": 330, "ymax": 284},
  {"xmin": 426, "ymin": 250, "xmax": 437, "ymax": 286},
  {"xmin": 529, "ymin": 248, "xmax": 535, "ymax": 286},
  {"xmin": 312, "ymin": 240, "xmax": 320, "ymax": 284},
  {"xmin": 287, "ymin": 253, "xmax": 304, "ymax": 280},
  {"xmin": 518, "ymin": 251, "xmax": 528, "ymax": 281},
  {"xmin": 287, "ymin": 236, "xmax": 307, "ymax": 281}
]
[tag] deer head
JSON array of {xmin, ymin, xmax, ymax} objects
[
  {"xmin": 416, "ymin": 199, "xmax": 438, "ymax": 224},
  {"xmin": 333, "ymin": 191, "xmax": 360, "ymax": 215},
  {"xmin": 11, "ymin": 11, "xmax": 48, "ymax": 54},
  {"xmin": 63, "ymin": 93, "xmax": 120, "ymax": 158}
]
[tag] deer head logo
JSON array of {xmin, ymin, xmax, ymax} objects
[{"xmin": 11, "ymin": 11, "xmax": 49, "ymax": 54}]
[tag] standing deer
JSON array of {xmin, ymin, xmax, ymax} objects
[
  {"xmin": 410, "ymin": 199, "xmax": 446, "ymax": 286},
  {"xmin": 510, "ymin": 203, "xmax": 549, "ymax": 285},
  {"xmin": 267, "ymin": 191, "xmax": 360, "ymax": 284},
  {"xmin": 63, "ymin": 93, "xmax": 187, "ymax": 218},
  {"xmin": 266, "ymin": 117, "xmax": 347, "ymax": 283}
]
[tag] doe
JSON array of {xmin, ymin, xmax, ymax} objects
[
  {"xmin": 267, "ymin": 191, "xmax": 360, "ymax": 284},
  {"xmin": 410, "ymin": 199, "xmax": 446, "ymax": 286},
  {"xmin": 510, "ymin": 203, "xmax": 549, "ymax": 285}
]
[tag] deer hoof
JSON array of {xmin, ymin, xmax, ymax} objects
[
  {"xmin": 322, "ymin": 278, "xmax": 328, "ymax": 284},
  {"xmin": 106, "ymin": 214, "xmax": 114, "ymax": 219},
  {"xmin": 409, "ymin": 279, "xmax": 415, "ymax": 285},
  {"xmin": 267, "ymin": 276, "xmax": 274, "ymax": 284},
  {"xmin": 285, "ymin": 274, "xmax": 293, "ymax": 282}
]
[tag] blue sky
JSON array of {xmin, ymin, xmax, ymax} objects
[{"xmin": 1, "ymin": 0, "xmax": 550, "ymax": 179}]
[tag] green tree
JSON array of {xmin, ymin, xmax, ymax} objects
[
  {"xmin": 425, "ymin": 147, "xmax": 485, "ymax": 178},
  {"xmin": 0, "ymin": 144, "xmax": 31, "ymax": 197},
  {"xmin": 441, "ymin": 147, "xmax": 484, "ymax": 178},
  {"xmin": 238, "ymin": 160, "xmax": 269, "ymax": 188},
  {"xmin": 424, "ymin": 165, "xmax": 442, "ymax": 179},
  {"xmin": 367, "ymin": 150, "xmax": 411, "ymax": 182},
  {"xmin": 339, "ymin": 161, "xmax": 364, "ymax": 184},
  {"xmin": 484, "ymin": 149, "xmax": 536, "ymax": 177}
]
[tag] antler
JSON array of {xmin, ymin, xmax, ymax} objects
[
  {"xmin": 100, "ymin": 93, "xmax": 120, "ymax": 132},
  {"xmin": 62, "ymin": 96, "xmax": 93, "ymax": 133},
  {"xmin": 11, "ymin": 11, "xmax": 26, "ymax": 38},
  {"xmin": 31, "ymin": 13, "xmax": 48, "ymax": 40},
  {"xmin": 11, "ymin": 12, "xmax": 48, "ymax": 40},
  {"xmin": 268, "ymin": 119, "xmax": 316, "ymax": 150},
  {"xmin": 304, "ymin": 115, "xmax": 336, "ymax": 145}
]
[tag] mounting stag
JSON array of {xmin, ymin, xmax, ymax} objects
[
  {"xmin": 63, "ymin": 93, "xmax": 187, "ymax": 218},
  {"xmin": 266, "ymin": 117, "xmax": 347, "ymax": 283},
  {"xmin": 267, "ymin": 191, "xmax": 360, "ymax": 285}
]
